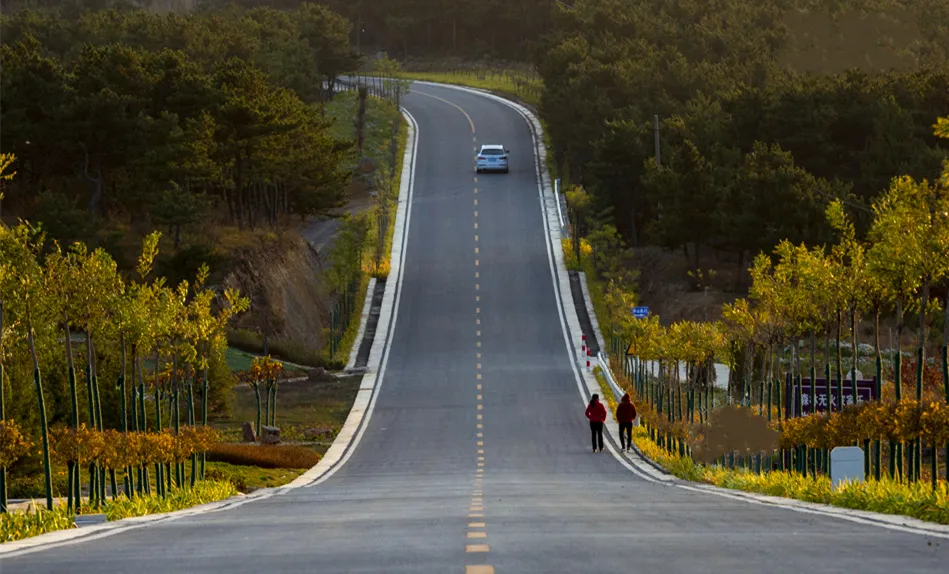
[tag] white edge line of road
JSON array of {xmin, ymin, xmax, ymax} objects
[
  {"xmin": 410, "ymin": 80, "xmax": 949, "ymax": 540},
  {"xmin": 0, "ymin": 108, "xmax": 421, "ymax": 558}
]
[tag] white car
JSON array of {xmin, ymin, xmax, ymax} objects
[{"xmin": 476, "ymin": 144, "xmax": 509, "ymax": 173}]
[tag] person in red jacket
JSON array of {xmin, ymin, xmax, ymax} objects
[
  {"xmin": 615, "ymin": 392, "xmax": 638, "ymax": 452},
  {"xmin": 585, "ymin": 394, "xmax": 607, "ymax": 452}
]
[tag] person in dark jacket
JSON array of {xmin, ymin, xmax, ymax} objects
[
  {"xmin": 585, "ymin": 394, "xmax": 607, "ymax": 452},
  {"xmin": 615, "ymin": 393, "xmax": 638, "ymax": 452}
]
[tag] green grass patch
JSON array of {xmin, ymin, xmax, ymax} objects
[
  {"xmin": 324, "ymin": 89, "xmax": 404, "ymax": 169},
  {"xmin": 223, "ymin": 374, "xmax": 358, "ymax": 431},
  {"xmin": 225, "ymin": 346, "xmax": 308, "ymax": 374},
  {"xmin": 204, "ymin": 461, "xmax": 305, "ymax": 492},
  {"xmin": 227, "ymin": 328, "xmax": 325, "ymax": 370},
  {"xmin": 1, "ymin": 480, "xmax": 237, "ymax": 543}
]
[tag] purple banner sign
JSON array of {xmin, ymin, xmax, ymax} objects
[{"xmin": 784, "ymin": 374, "xmax": 878, "ymax": 416}]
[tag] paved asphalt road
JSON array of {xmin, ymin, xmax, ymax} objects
[{"xmin": 4, "ymin": 83, "xmax": 947, "ymax": 573}]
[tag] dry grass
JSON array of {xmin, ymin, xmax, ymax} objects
[
  {"xmin": 206, "ymin": 443, "xmax": 321, "ymax": 469},
  {"xmin": 398, "ymin": 69, "xmax": 541, "ymax": 106}
]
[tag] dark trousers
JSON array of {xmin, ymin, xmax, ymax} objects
[
  {"xmin": 619, "ymin": 422, "xmax": 633, "ymax": 449},
  {"xmin": 590, "ymin": 421, "xmax": 604, "ymax": 451}
]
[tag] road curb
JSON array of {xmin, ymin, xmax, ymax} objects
[{"xmin": 345, "ymin": 277, "xmax": 377, "ymax": 371}]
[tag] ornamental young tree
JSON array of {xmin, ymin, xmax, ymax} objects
[
  {"xmin": 0, "ymin": 224, "xmax": 56, "ymax": 509},
  {"xmin": 868, "ymin": 177, "xmax": 928, "ymax": 401},
  {"xmin": 827, "ymin": 200, "xmax": 873, "ymax": 400}
]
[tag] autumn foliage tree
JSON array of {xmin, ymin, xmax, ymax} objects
[
  {"xmin": 0, "ymin": 220, "xmax": 248, "ymax": 509},
  {"xmin": 608, "ymin": 116, "xmax": 949, "ymax": 485}
]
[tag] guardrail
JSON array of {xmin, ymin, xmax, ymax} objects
[
  {"xmin": 554, "ymin": 178, "xmax": 570, "ymax": 238},
  {"xmin": 333, "ymin": 76, "xmax": 404, "ymax": 105},
  {"xmin": 597, "ymin": 351, "xmax": 623, "ymax": 401},
  {"xmin": 554, "ymin": 178, "xmax": 565, "ymax": 230}
]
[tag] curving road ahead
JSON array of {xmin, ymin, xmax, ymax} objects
[{"xmin": 3, "ymin": 83, "xmax": 948, "ymax": 574}]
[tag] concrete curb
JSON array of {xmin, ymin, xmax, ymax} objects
[
  {"xmin": 0, "ymin": 109, "xmax": 421, "ymax": 558},
  {"xmin": 578, "ymin": 271, "xmax": 605, "ymax": 350},
  {"xmin": 345, "ymin": 277, "xmax": 377, "ymax": 371}
]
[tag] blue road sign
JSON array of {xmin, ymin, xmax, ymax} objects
[{"xmin": 632, "ymin": 306, "xmax": 649, "ymax": 319}]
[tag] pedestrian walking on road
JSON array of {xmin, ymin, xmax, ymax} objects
[
  {"xmin": 585, "ymin": 394, "xmax": 607, "ymax": 453},
  {"xmin": 615, "ymin": 393, "xmax": 637, "ymax": 452}
]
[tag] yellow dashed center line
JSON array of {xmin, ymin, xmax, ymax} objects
[
  {"xmin": 470, "ymin": 197, "xmax": 489, "ymax": 574},
  {"xmin": 414, "ymin": 90, "xmax": 476, "ymax": 133}
]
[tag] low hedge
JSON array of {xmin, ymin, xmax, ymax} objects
[{"xmin": 205, "ymin": 443, "xmax": 321, "ymax": 469}]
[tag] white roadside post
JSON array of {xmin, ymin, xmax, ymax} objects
[{"xmin": 830, "ymin": 446, "xmax": 865, "ymax": 490}]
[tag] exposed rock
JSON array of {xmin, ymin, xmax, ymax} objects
[
  {"xmin": 241, "ymin": 422, "xmax": 257, "ymax": 443},
  {"xmin": 260, "ymin": 425, "xmax": 281, "ymax": 444},
  {"xmin": 223, "ymin": 235, "xmax": 331, "ymax": 362}
]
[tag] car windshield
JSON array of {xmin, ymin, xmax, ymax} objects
[{"xmin": 481, "ymin": 148, "xmax": 504, "ymax": 155}]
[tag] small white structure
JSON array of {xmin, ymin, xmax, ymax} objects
[{"xmin": 830, "ymin": 446, "xmax": 865, "ymax": 489}]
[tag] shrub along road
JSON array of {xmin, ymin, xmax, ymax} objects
[{"xmin": 3, "ymin": 84, "xmax": 948, "ymax": 572}]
